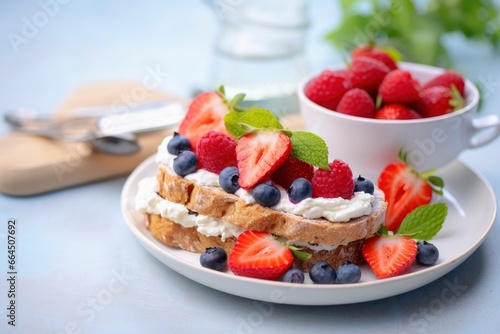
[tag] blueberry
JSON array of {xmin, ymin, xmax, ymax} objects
[
  {"xmin": 219, "ymin": 167, "xmax": 240, "ymax": 194},
  {"xmin": 336, "ymin": 262, "xmax": 361, "ymax": 284},
  {"xmin": 353, "ymin": 175, "xmax": 374, "ymax": 195},
  {"xmin": 200, "ymin": 247, "xmax": 227, "ymax": 271},
  {"xmin": 252, "ymin": 181, "xmax": 281, "ymax": 207},
  {"xmin": 287, "ymin": 178, "xmax": 313, "ymax": 203},
  {"xmin": 167, "ymin": 132, "xmax": 191, "ymax": 155},
  {"xmin": 173, "ymin": 150, "xmax": 198, "ymax": 176},
  {"xmin": 309, "ymin": 262, "xmax": 337, "ymax": 284},
  {"xmin": 281, "ymin": 268, "xmax": 305, "ymax": 283},
  {"xmin": 416, "ymin": 241, "xmax": 439, "ymax": 266}
]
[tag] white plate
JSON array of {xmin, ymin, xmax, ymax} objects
[{"xmin": 121, "ymin": 156, "xmax": 497, "ymax": 305}]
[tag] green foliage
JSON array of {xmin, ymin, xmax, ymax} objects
[{"xmin": 326, "ymin": 0, "xmax": 500, "ymax": 67}]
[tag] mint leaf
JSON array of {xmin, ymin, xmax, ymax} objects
[
  {"xmin": 238, "ymin": 108, "xmax": 283, "ymax": 130},
  {"xmin": 224, "ymin": 111, "xmax": 247, "ymax": 138},
  {"xmin": 286, "ymin": 244, "xmax": 312, "ymax": 261},
  {"xmin": 376, "ymin": 225, "xmax": 389, "ymax": 236},
  {"xmin": 224, "ymin": 108, "xmax": 283, "ymax": 139},
  {"xmin": 396, "ymin": 203, "xmax": 448, "ymax": 241},
  {"xmin": 290, "ymin": 131, "xmax": 330, "ymax": 170}
]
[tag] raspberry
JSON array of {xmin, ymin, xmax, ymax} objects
[
  {"xmin": 271, "ymin": 155, "xmax": 314, "ymax": 189},
  {"xmin": 312, "ymin": 160, "xmax": 354, "ymax": 199},
  {"xmin": 196, "ymin": 131, "xmax": 237, "ymax": 174}
]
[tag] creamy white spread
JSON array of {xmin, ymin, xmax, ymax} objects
[
  {"xmin": 155, "ymin": 136, "xmax": 374, "ymax": 222},
  {"xmin": 135, "ymin": 177, "xmax": 245, "ymax": 241}
]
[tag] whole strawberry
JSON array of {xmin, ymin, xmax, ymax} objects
[
  {"xmin": 375, "ymin": 104, "xmax": 422, "ymax": 120},
  {"xmin": 336, "ymin": 88, "xmax": 375, "ymax": 118},
  {"xmin": 305, "ymin": 70, "xmax": 350, "ymax": 110},
  {"xmin": 417, "ymin": 86, "xmax": 465, "ymax": 118},
  {"xmin": 378, "ymin": 70, "xmax": 420, "ymax": 105},
  {"xmin": 353, "ymin": 46, "xmax": 398, "ymax": 70},
  {"xmin": 196, "ymin": 131, "xmax": 237, "ymax": 174},
  {"xmin": 271, "ymin": 154, "xmax": 314, "ymax": 189},
  {"xmin": 349, "ymin": 56, "xmax": 390, "ymax": 93},
  {"xmin": 423, "ymin": 71, "xmax": 465, "ymax": 97},
  {"xmin": 312, "ymin": 159, "xmax": 354, "ymax": 199}
]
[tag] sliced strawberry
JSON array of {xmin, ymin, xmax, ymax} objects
[
  {"xmin": 178, "ymin": 91, "xmax": 232, "ymax": 148},
  {"xmin": 228, "ymin": 230, "xmax": 293, "ymax": 280},
  {"xmin": 362, "ymin": 235, "xmax": 417, "ymax": 279},
  {"xmin": 236, "ymin": 131, "xmax": 291, "ymax": 189},
  {"xmin": 377, "ymin": 152, "xmax": 446, "ymax": 232}
]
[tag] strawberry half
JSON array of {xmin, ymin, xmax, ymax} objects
[
  {"xmin": 228, "ymin": 231, "xmax": 294, "ymax": 280},
  {"xmin": 361, "ymin": 235, "xmax": 417, "ymax": 279},
  {"xmin": 236, "ymin": 131, "xmax": 291, "ymax": 189},
  {"xmin": 178, "ymin": 89, "xmax": 243, "ymax": 148},
  {"xmin": 377, "ymin": 151, "xmax": 443, "ymax": 231}
]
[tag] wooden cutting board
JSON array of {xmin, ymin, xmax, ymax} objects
[{"xmin": 0, "ymin": 82, "xmax": 187, "ymax": 196}]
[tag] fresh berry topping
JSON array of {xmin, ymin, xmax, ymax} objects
[
  {"xmin": 236, "ymin": 131, "xmax": 291, "ymax": 190},
  {"xmin": 304, "ymin": 70, "xmax": 350, "ymax": 110},
  {"xmin": 178, "ymin": 88, "xmax": 243, "ymax": 148},
  {"xmin": 336, "ymin": 88, "xmax": 375, "ymax": 118},
  {"xmin": 417, "ymin": 86, "xmax": 465, "ymax": 118},
  {"xmin": 336, "ymin": 262, "xmax": 362, "ymax": 284},
  {"xmin": 281, "ymin": 268, "xmax": 305, "ymax": 283},
  {"xmin": 287, "ymin": 178, "xmax": 313, "ymax": 204},
  {"xmin": 349, "ymin": 56, "xmax": 390, "ymax": 93},
  {"xmin": 361, "ymin": 235, "xmax": 418, "ymax": 279},
  {"xmin": 353, "ymin": 46, "xmax": 398, "ymax": 70},
  {"xmin": 378, "ymin": 150, "xmax": 444, "ymax": 231},
  {"xmin": 173, "ymin": 150, "xmax": 198, "ymax": 176},
  {"xmin": 312, "ymin": 159, "xmax": 354, "ymax": 199},
  {"xmin": 375, "ymin": 104, "xmax": 422, "ymax": 120},
  {"xmin": 416, "ymin": 241, "xmax": 439, "ymax": 266},
  {"xmin": 270, "ymin": 154, "xmax": 314, "ymax": 189},
  {"xmin": 378, "ymin": 69, "xmax": 421, "ymax": 105},
  {"xmin": 353, "ymin": 175, "xmax": 374, "ymax": 195},
  {"xmin": 167, "ymin": 132, "xmax": 191, "ymax": 155},
  {"xmin": 196, "ymin": 131, "xmax": 237, "ymax": 174},
  {"xmin": 252, "ymin": 181, "xmax": 281, "ymax": 207},
  {"xmin": 219, "ymin": 166, "xmax": 240, "ymax": 194},
  {"xmin": 423, "ymin": 71, "xmax": 465, "ymax": 97},
  {"xmin": 228, "ymin": 231, "xmax": 294, "ymax": 280},
  {"xmin": 309, "ymin": 261, "xmax": 337, "ymax": 284},
  {"xmin": 200, "ymin": 247, "xmax": 228, "ymax": 271}
]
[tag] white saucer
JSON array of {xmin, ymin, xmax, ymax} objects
[{"xmin": 121, "ymin": 156, "xmax": 496, "ymax": 305}]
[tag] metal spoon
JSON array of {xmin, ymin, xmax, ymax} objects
[
  {"xmin": 4, "ymin": 102, "xmax": 185, "ymax": 155},
  {"xmin": 4, "ymin": 111, "xmax": 141, "ymax": 155}
]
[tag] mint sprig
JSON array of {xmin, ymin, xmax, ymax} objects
[
  {"xmin": 377, "ymin": 203, "xmax": 448, "ymax": 241},
  {"xmin": 224, "ymin": 108, "xmax": 330, "ymax": 170},
  {"xmin": 290, "ymin": 132, "xmax": 330, "ymax": 170}
]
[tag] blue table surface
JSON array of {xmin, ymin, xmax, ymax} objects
[{"xmin": 1, "ymin": 1, "xmax": 499, "ymax": 333}]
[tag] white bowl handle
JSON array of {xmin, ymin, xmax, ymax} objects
[{"xmin": 470, "ymin": 115, "xmax": 500, "ymax": 148}]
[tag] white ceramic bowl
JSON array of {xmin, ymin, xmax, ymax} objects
[{"xmin": 298, "ymin": 62, "xmax": 500, "ymax": 180}]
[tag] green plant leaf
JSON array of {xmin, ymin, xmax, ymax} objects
[
  {"xmin": 290, "ymin": 131, "xmax": 330, "ymax": 170},
  {"xmin": 397, "ymin": 203, "xmax": 448, "ymax": 241}
]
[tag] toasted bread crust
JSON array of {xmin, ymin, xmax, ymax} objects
[
  {"xmin": 146, "ymin": 213, "xmax": 365, "ymax": 271},
  {"xmin": 156, "ymin": 166, "xmax": 387, "ymax": 245}
]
